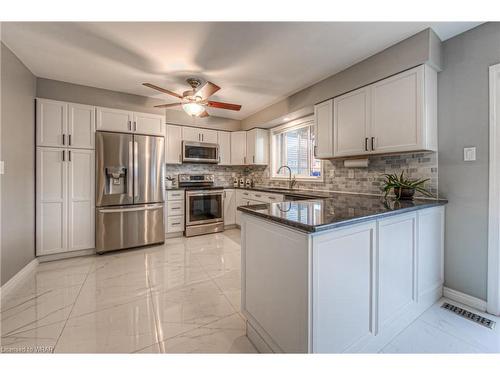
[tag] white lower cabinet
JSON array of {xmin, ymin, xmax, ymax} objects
[
  {"xmin": 241, "ymin": 206, "xmax": 445, "ymax": 353},
  {"xmin": 224, "ymin": 189, "xmax": 236, "ymax": 225},
  {"xmin": 165, "ymin": 190, "xmax": 185, "ymax": 235},
  {"xmin": 36, "ymin": 147, "xmax": 95, "ymax": 256}
]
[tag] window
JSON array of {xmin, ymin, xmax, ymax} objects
[{"xmin": 271, "ymin": 117, "xmax": 322, "ymax": 180}]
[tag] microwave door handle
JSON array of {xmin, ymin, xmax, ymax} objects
[{"xmin": 128, "ymin": 141, "xmax": 134, "ymax": 199}]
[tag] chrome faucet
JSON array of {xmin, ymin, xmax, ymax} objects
[{"xmin": 277, "ymin": 165, "xmax": 297, "ymax": 190}]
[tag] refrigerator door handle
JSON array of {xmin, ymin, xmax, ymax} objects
[
  {"xmin": 134, "ymin": 141, "xmax": 139, "ymax": 199},
  {"xmin": 128, "ymin": 141, "xmax": 134, "ymax": 199},
  {"xmin": 97, "ymin": 204, "xmax": 163, "ymax": 214}
]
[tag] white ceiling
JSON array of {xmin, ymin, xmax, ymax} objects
[{"xmin": 2, "ymin": 22, "xmax": 481, "ymax": 120}]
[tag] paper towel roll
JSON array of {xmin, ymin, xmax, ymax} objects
[{"xmin": 343, "ymin": 159, "xmax": 369, "ymax": 168}]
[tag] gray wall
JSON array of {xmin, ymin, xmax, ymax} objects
[
  {"xmin": 241, "ymin": 28, "xmax": 443, "ymax": 129},
  {"xmin": 37, "ymin": 78, "xmax": 241, "ymax": 131},
  {"xmin": 1, "ymin": 43, "xmax": 36, "ymax": 286},
  {"xmin": 438, "ymin": 22, "xmax": 500, "ymax": 301}
]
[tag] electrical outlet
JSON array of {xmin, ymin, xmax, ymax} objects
[
  {"xmin": 464, "ymin": 147, "xmax": 476, "ymax": 161},
  {"xmin": 348, "ymin": 170, "xmax": 355, "ymax": 179},
  {"xmin": 329, "ymin": 169, "xmax": 335, "ymax": 178}
]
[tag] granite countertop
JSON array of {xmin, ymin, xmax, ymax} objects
[{"xmin": 237, "ymin": 193, "xmax": 448, "ymax": 233}]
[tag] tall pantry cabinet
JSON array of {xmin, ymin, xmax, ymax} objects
[{"xmin": 36, "ymin": 98, "xmax": 95, "ymax": 256}]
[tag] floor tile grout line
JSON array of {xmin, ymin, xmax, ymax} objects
[
  {"xmin": 145, "ymin": 258, "xmax": 164, "ymax": 353},
  {"xmin": 52, "ymin": 263, "xmax": 93, "ymax": 352}
]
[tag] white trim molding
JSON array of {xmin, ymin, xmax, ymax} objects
[
  {"xmin": 443, "ymin": 287, "xmax": 487, "ymax": 312},
  {"xmin": 0, "ymin": 258, "xmax": 38, "ymax": 296},
  {"xmin": 488, "ymin": 63, "xmax": 500, "ymax": 316}
]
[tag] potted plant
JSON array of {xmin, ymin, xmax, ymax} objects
[{"xmin": 381, "ymin": 171, "xmax": 434, "ymax": 200}]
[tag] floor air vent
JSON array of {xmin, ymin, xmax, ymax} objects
[{"xmin": 441, "ymin": 302, "xmax": 496, "ymax": 329}]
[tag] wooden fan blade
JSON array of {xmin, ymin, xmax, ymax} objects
[
  {"xmin": 154, "ymin": 102, "xmax": 183, "ymax": 108},
  {"xmin": 207, "ymin": 101, "xmax": 242, "ymax": 111},
  {"xmin": 194, "ymin": 81, "xmax": 220, "ymax": 100},
  {"xmin": 143, "ymin": 83, "xmax": 183, "ymax": 99},
  {"xmin": 199, "ymin": 110, "xmax": 209, "ymax": 118}
]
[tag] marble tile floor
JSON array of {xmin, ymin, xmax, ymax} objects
[
  {"xmin": 1, "ymin": 228, "xmax": 499, "ymax": 354},
  {"xmin": 0, "ymin": 229, "xmax": 255, "ymax": 353}
]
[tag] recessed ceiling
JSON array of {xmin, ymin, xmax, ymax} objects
[{"xmin": 2, "ymin": 22, "xmax": 481, "ymax": 120}]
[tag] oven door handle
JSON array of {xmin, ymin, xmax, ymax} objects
[{"xmin": 186, "ymin": 191, "xmax": 224, "ymax": 197}]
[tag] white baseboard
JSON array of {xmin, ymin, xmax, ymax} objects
[
  {"xmin": 0, "ymin": 258, "xmax": 39, "ymax": 296},
  {"xmin": 443, "ymin": 287, "xmax": 487, "ymax": 312},
  {"xmin": 37, "ymin": 248, "xmax": 96, "ymax": 263}
]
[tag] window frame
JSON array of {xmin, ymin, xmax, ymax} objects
[{"xmin": 270, "ymin": 116, "xmax": 324, "ymax": 182}]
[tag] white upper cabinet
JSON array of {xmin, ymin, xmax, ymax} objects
[
  {"xmin": 246, "ymin": 129, "xmax": 269, "ymax": 165},
  {"xmin": 315, "ymin": 65, "xmax": 437, "ymax": 159},
  {"xmin": 133, "ymin": 112, "xmax": 165, "ymax": 136},
  {"xmin": 314, "ymin": 99, "xmax": 334, "ymax": 158},
  {"xmin": 182, "ymin": 126, "xmax": 217, "ymax": 143},
  {"xmin": 333, "ymin": 87, "xmax": 371, "ymax": 157},
  {"xmin": 96, "ymin": 107, "xmax": 133, "ymax": 133},
  {"xmin": 166, "ymin": 124, "xmax": 183, "ymax": 164},
  {"xmin": 68, "ymin": 103, "xmax": 95, "ymax": 149},
  {"xmin": 37, "ymin": 99, "xmax": 68, "ymax": 148},
  {"xmin": 96, "ymin": 107, "xmax": 165, "ymax": 136},
  {"xmin": 37, "ymin": 99, "xmax": 96, "ymax": 149},
  {"xmin": 231, "ymin": 131, "xmax": 247, "ymax": 165},
  {"xmin": 218, "ymin": 131, "xmax": 231, "ymax": 165}
]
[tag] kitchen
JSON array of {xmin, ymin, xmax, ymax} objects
[{"xmin": 1, "ymin": 20, "xmax": 500, "ymax": 360}]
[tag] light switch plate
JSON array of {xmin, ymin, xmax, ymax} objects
[
  {"xmin": 464, "ymin": 147, "xmax": 476, "ymax": 161},
  {"xmin": 348, "ymin": 170, "xmax": 355, "ymax": 179},
  {"xmin": 0, "ymin": 161, "xmax": 4, "ymax": 175}
]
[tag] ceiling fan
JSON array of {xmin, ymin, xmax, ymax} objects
[{"xmin": 143, "ymin": 78, "xmax": 242, "ymax": 118}]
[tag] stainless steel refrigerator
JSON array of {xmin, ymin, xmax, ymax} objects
[{"xmin": 95, "ymin": 131, "xmax": 165, "ymax": 253}]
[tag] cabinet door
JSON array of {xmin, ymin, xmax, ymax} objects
[
  {"xmin": 182, "ymin": 126, "xmax": 201, "ymax": 142},
  {"xmin": 200, "ymin": 128, "xmax": 218, "ymax": 143},
  {"xmin": 68, "ymin": 103, "xmax": 95, "ymax": 149},
  {"xmin": 246, "ymin": 129, "xmax": 269, "ymax": 165},
  {"xmin": 314, "ymin": 100, "xmax": 333, "ymax": 158},
  {"xmin": 333, "ymin": 87, "xmax": 370, "ymax": 157},
  {"xmin": 166, "ymin": 124, "xmax": 183, "ymax": 164},
  {"xmin": 96, "ymin": 107, "xmax": 133, "ymax": 133},
  {"xmin": 312, "ymin": 222, "xmax": 376, "ymax": 353},
  {"xmin": 231, "ymin": 131, "xmax": 247, "ymax": 165},
  {"xmin": 224, "ymin": 189, "xmax": 236, "ymax": 225},
  {"xmin": 36, "ymin": 99, "xmax": 68, "ymax": 148},
  {"xmin": 377, "ymin": 213, "xmax": 416, "ymax": 334},
  {"xmin": 68, "ymin": 149, "xmax": 95, "ymax": 251},
  {"xmin": 370, "ymin": 66, "xmax": 423, "ymax": 154},
  {"xmin": 133, "ymin": 112, "xmax": 165, "ymax": 136},
  {"xmin": 36, "ymin": 147, "xmax": 68, "ymax": 255},
  {"xmin": 218, "ymin": 131, "xmax": 231, "ymax": 165}
]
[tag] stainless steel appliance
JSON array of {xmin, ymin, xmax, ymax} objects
[
  {"xmin": 95, "ymin": 131, "xmax": 165, "ymax": 253},
  {"xmin": 179, "ymin": 174, "xmax": 224, "ymax": 237},
  {"xmin": 182, "ymin": 141, "xmax": 219, "ymax": 163}
]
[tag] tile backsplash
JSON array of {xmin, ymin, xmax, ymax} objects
[{"xmin": 166, "ymin": 151, "xmax": 438, "ymax": 198}]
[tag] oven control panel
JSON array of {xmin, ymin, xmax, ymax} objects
[{"xmin": 179, "ymin": 174, "xmax": 215, "ymax": 185}]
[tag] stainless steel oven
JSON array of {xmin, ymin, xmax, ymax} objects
[
  {"xmin": 182, "ymin": 141, "xmax": 219, "ymax": 164},
  {"xmin": 185, "ymin": 189, "xmax": 224, "ymax": 237}
]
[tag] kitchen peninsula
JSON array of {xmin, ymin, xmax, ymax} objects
[{"xmin": 238, "ymin": 194, "xmax": 447, "ymax": 353}]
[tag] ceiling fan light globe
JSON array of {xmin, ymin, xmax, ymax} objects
[{"xmin": 182, "ymin": 102, "xmax": 205, "ymax": 117}]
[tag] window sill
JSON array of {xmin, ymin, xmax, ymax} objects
[{"xmin": 270, "ymin": 176, "xmax": 324, "ymax": 183}]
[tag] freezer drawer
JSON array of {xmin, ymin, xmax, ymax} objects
[{"xmin": 96, "ymin": 203, "xmax": 164, "ymax": 253}]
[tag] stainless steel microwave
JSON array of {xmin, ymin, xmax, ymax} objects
[{"xmin": 182, "ymin": 141, "xmax": 219, "ymax": 164}]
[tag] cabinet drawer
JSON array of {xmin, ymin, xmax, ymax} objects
[
  {"xmin": 167, "ymin": 200, "xmax": 185, "ymax": 216},
  {"xmin": 167, "ymin": 190, "xmax": 184, "ymax": 201},
  {"xmin": 167, "ymin": 215, "xmax": 184, "ymax": 233}
]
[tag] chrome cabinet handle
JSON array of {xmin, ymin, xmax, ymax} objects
[
  {"xmin": 365, "ymin": 138, "xmax": 368, "ymax": 151},
  {"xmin": 68, "ymin": 134, "xmax": 72, "ymax": 146},
  {"xmin": 371, "ymin": 137, "xmax": 375, "ymax": 151},
  {"xmin": 314, "ymin": 145, "xmax": 317, "ymax": 157},
  {"xmin": 68, "ymin": 150, "xmax": 71, "ymax": 162},
  {"xmin": 128, "ymin": 120, "xmax": 131, "ymax": 131},
  {"xmin": 62, "ymin": 150, "xmax": 65, "ymax": 161},
  {"xmin": 62, "ymin": 134, "xmax": 65, "ymax": 145},
  {"xmin": 134, "ymin": 121, "xmax": 137, "ymax": 132}
]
